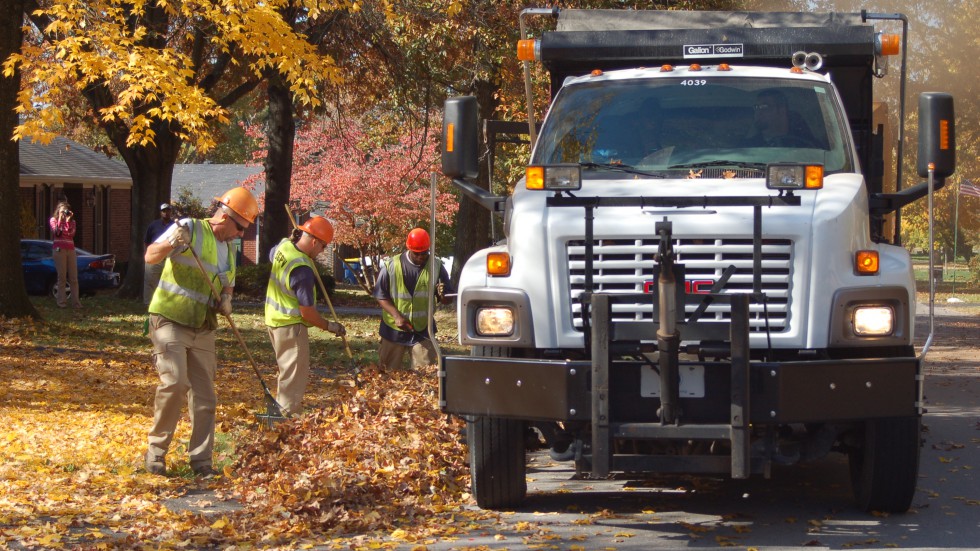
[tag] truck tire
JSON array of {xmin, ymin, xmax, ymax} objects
[
  {"xmin": 848, "ymin": 416, "xmax": 920, "ymax": 513},
  {"xmin": 467, "ymin": 346, "xmax": 527, "ymax": 509}
]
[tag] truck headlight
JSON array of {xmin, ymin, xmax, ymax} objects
[
  {"xmin": 527, "ymin": 164, "xmax": 582, "ymax": 191},
  {"xmin": 853, "ymin": 306, "xmax": 894, "ymax": 336},
  {"xmin": 766, "ymin": 163, "xmax": 823, "ymax": 190},
  {"xmin": 476, "ymin": 307, "xmax": 515, "ymax": 336}
]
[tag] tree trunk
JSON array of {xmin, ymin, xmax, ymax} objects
[
  {"xmin": 260, "ymin": 74, "xmax": 295, "ymax": 264},
  {"xmin": 0, "ymin": 0, "xmax": 39, "ymax": 319},
  {"xmin": 114, "ymin": 127, "xmax": 180, "ymax": 299},
  {"xmin": 451, "ymin": 80, "xmax": 499, "ymax": 286}
]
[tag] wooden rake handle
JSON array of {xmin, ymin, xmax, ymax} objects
[{"xmin": 186, "ymin": 244, "xmax": 272, "ymax": 393}]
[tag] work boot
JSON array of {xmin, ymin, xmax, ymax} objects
[
  {"xmin": 192, "ymin": 464, "xmax": 218, "ymax": 478},
  {"xmin": 144, "ymin": 451, "xmax": 166, "ymax": 476}
]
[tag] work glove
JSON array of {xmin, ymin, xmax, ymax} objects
[
  {"xmin": 168, "ymin": 225, "xmax": 191, "ymax": 249},
  {"xmin": 217, "ymin": 293, "xmax": 233, "ymax": 316},
  {"xmin": 327, "ymin": 321, "xmax": 346, "ymax": 337},
  {"xmin": 435, "ymin": 282, "xmax": 446, "ymax": 302}
]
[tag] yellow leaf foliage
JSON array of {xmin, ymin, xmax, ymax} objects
[{"xmin": 17, "ymin": 0, "xmax": 353, "ymax": 152}]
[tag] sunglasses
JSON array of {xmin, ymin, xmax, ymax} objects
[{"xmin": 227, "ymin": 216, "xmax": 246, "ymax": 232}]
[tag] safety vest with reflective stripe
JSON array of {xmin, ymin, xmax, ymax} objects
[
  {"xmin": 381, "ymin": 253, "xmax": 431, "ymax": 334},
  {"xmin": 265, "ymin": 239, "xmax": 316, "ymax": 328},
  {"xmin": 149, "ymin": 219, "xmax": 233, "ymax": 328}
]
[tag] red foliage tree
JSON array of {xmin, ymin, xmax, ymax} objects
[{"xmin": 244, "ymin": 115, "xmax": 457, "ymax": 290}]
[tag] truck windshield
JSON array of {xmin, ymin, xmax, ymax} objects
[{"xmin": 533, "ymin": 77, "xmax": 853, "ymax": 177}]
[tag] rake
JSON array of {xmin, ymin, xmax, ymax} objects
[{"xmin": 186, "ymin": 244, "xmax": 288, "ymax": 426}]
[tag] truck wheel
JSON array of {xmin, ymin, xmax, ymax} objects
[
  {"xmin": 466, "ymin": 345, "xmax": 527, "ymax": 509},
  {"xmin": 468, "ymin": 415, "xmax": 527, "ymax": 509},
  {"xmin": 848, "ymin": 416, "xmax": 920, "ymax": 513}
]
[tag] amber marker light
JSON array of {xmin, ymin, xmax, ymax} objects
[
  {"xmin": 856, "ymin": 250, "xmax": 879, "ymax": 275},
  {"xmin": 689, "ymin": 64, "xmax": 702, "ymax": 71},
  {"xmin": 526, "ymin": 166, "xmax": 544, "ymax": 190},
  {"xmin": 878, "ymin": 33, "xmax": 900, "ymax": 56},
  {"xmin": 517, "ymin": 39, "xmax": 536, "ymax": 61},
  {"xmin": 661, "ymin": 64, "xmax": 674, "ymax": 72},
  {"xmin": 487, "ymin": 252, "xmax": 512, "ymax": 276},
  {"xmin": 718, "ymin": 63, "xmax": 732, "ymax": 71},
  {"xmin": 804, "ymin": 165, "xmax": 824, "ymax": 189},
  {"xmin": 940, "ymin": 120, "xmax": 950, "ymax": 149},
  {"xmin": 590, "ymin": 69, "xmax": 604, "ymax": 76},
  {"xmin": 445, "ymin": 123, "xmax": 455, "ymax": 152}
]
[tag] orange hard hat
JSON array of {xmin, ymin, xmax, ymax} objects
[
  {"xmin": 299, "ymin": 216, "xmax": 334, "ymax": 244},
  {"xmin": 214, "ymin": 187, "xmax": 259, "ymax": 224},
  {"xmin": 406, "ymin": 228, "xmax": 430, "ymax": 252}
]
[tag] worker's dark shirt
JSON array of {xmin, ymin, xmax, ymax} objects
[
  {"xmin": 372, "ymin": 251, "xmax": 453, "ymax": 346},
  {"xmin": 144, "ymin": 218, "xmax": 173, "ymax": 247}
]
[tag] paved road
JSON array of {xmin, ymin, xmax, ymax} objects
[{"xmin": 426, "ymin": 309, "xmax": 980, "ymax": 550}]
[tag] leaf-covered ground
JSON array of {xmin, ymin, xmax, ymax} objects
[{"xmin": 0, "ymin": 295, "xmax": 500, "ymax": 549}]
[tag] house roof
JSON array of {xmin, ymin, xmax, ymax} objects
[
  {"xmin": 171, "ymin": 164, "xmax": 264, "ymax": 204},
  {"xmin": 19, "ymin": 136, "xmax": 132, "ymax": 186}
]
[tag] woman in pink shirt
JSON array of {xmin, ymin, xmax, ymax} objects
[{"xmin": 49, "ymin": 201, "xmax": 82, "ymax": 308}]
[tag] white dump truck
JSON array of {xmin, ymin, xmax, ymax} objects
[{"xmin": 439, "ymin": 8, "xmax": 956, "ymax": 512}]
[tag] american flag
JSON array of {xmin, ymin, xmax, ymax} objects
[{"xmin": 960, "ymin": 181, "xmax": 980, "ymax": 198}]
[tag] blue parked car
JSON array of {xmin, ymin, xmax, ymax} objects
[{"xmin": 20, "ymin": 239, "xmax": 121, "ymax": 298}]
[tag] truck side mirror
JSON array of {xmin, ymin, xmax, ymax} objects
[
  {"xmin": 442, "ymin": 96, "xmax": 479, "ymax": 180},
  {"xmin": 917, "ymin": 92, "xmax": 955, "ymax": 178}
]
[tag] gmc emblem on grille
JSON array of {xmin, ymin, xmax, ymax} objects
[{"xmin": 643, "ymin": 280, "xmax": 715, "ymax": 294}]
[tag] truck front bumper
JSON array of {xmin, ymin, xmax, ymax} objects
[{"xmin": 440, "ymin": 355, "xmax": 920, "ymax": 424}]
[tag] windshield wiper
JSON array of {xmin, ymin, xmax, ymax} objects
[
  {"xmin": 668, "ymin": 160, "xmax": 768, "ymax": 171},
  {"xmin": 580, "ymin": 162, "xmax": 664, "ymax": 178}
]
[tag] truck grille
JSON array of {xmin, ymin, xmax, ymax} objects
[{"xmin": 568, "ymin": 238, "xmax": 793, "ymax": 333}]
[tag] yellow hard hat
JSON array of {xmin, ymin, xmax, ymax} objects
[{"xmin": 214, "ymin": 187, "xmax": 258, "ymax": 224}]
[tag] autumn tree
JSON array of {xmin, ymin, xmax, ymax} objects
[
  {"xmin": 245, "ymin": 114, "xmax": 458, "ymax": 291},
  {"xmin": 0, "ymin": 0, "xmax": 38, "ymax": 319},
  {"xmin": 11, "ymin": 0, "xmax": 349, "ymax": 298}
]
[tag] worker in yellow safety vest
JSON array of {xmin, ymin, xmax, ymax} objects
[
  {"xmin": 265, "ymin": 216, "xmax": 346, "ymax": 417},
  {"xmin": 143, "ymin": 186, "xmax": 257, "ymax": 477},
  {"xmin": 373, "ymin": 228, "xmax": 454, "ymax": 371}
]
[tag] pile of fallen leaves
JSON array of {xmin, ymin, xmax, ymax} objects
[
  {"xmin": 1, "ymin": 305, "xmax": 485, "ymax": 549},
  {"xmin": 231, "ymin": 367, "xmax": 471, "ymax": 538}
]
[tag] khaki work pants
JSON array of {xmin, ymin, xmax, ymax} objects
[
  {"xmin": 378, "ymin": 336, "xmax": 437, "ymax": 372},
  {"xmin": 268, "ymin": 324, "xmax": 310, "ymax": 417},
  {"xmin": 53, "ymin": 247, "xmax": 81, "ymax": 307},
  {"xmin": 147, "ymin": 314, "xmax": 217, "ymax": 470}
]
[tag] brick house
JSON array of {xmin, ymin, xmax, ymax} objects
[
  {"xmin": 19, "ymin": 136, "xmax": 133, "ymax": 261},
  {"xmin": 171, "ymin": 164, "xmax": 264, "ymax": 265}
]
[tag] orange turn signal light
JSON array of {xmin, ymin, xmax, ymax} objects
[
  {"xmin": 804, "ymin": 165, "xmax": 824, "ymax": 189},
  {"xmin": 878, "ymin": 33, "xmax": 900, "ymax": 56},
  {"xmin": 517, "ymin": 39, "xmax": 536, "ymax": 61},
  {"xmin": 526, "ymin": 166, "xmax": 544, "ymax": 190},
  {"xmin": 487, "ymin": 252, "xmax": 512, "ymax": 277},
  {"xmin": 856, "ymin": 250, "xmax": 879, "ymax": 275}
]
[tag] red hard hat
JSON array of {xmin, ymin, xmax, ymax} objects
[
  {"xmin": 299, "ymin": 216, "xmax": 334, "ymax": 244},
  {"xmin": 406, "ymin": 228, "xmax": 430, "ymax": 252}
]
